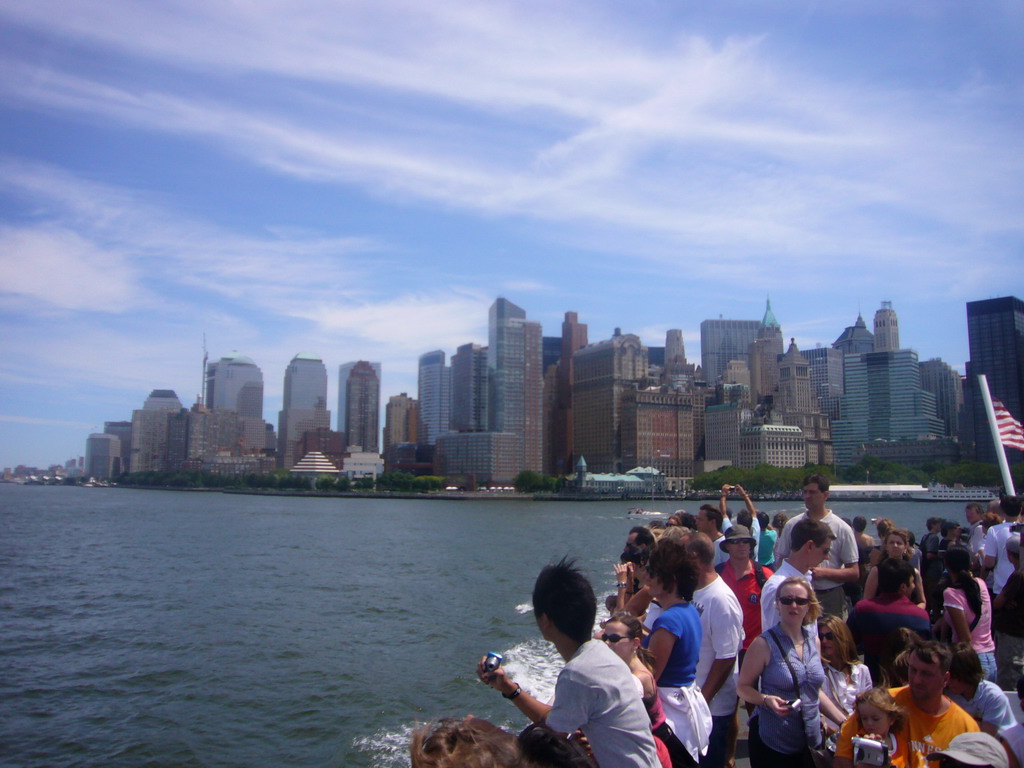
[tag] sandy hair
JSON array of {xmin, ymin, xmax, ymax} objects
[
  {"xmin": 854, "ymin": 688, "xmax": 906, "ymax": 734},
  {"xmin": 777, "ymin": 576, "xmax": 821, "ymax": 625}
]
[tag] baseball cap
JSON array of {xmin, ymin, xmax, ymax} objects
[{"xmin": 926, "ymin": 733, "xmax": 1008, "ymax": 768}]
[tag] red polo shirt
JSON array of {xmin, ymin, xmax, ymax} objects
[{"xmin": 719, "ymin": 559, "xmax": 773, "ymax": 650}]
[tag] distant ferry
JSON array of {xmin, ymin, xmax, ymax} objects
[
  {"xmin": 828, "ymin": 483, "xmax": 996, "ymax": 502},
  {"xmin": 907, "ymin": 483, "xmax": 997, "ymax": 502}
]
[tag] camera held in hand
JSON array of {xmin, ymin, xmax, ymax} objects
[
  {"xmin": 483, "ymin": 652, "xmax": 503, "ymax": 673},
  {"xmin": 852, "ymin": 736, "xmax": 889, "ymax": 767}
]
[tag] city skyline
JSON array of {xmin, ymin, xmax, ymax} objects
[{"xmin": 1, "ymin": 2, "xmax": 1022, "ymax": 467}]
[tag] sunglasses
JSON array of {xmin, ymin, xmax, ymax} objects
[
  {"xmin": 778, "ymin": 596, "xmax": 810, "ymax": 606},
  {"xmin": 601, "ymin": 633, "xmax": 630, "ymax": 644},
  {"xmin": 818, "ymin": 631, "xmax": 834, "ymax": 640}
]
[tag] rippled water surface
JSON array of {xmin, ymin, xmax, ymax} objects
[{"xmin": 0, "ymin": 485, "xmax": 967, "ymax": 767}]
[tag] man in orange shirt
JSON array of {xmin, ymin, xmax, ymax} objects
[{"xmin": 834, "ymin": 642, "xmax": 979, "ymax": 768}]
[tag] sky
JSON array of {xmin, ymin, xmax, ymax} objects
[{"xmin": 1, "ymin": 1, "xmax": 1022, "ymax": 469}]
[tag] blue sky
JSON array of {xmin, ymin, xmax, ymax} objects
[{"xmin": 1, "ymin": 1, "xmax": 1022, "ymax": 469}]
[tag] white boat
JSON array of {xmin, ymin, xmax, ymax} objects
[{"xmin": 907, "ymin": 483, "xmax": 997, "ymax": 502}]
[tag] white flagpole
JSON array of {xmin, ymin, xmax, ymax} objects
[{"xmin": 978, "ymin": 374, "xmax": 1017, "ymax": 496}]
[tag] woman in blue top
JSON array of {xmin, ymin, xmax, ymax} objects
[
  {"xmin": 737, "ymin": 576, "xmax": 845, "ymax": 768},
  {"xmin": 644, "ymin": 538, "xmax": 709, "ymax": 766}
]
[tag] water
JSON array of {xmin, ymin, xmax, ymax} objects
[{"xmin": 0, "ymin": 485, "xmax": 974, "ymax": 767}]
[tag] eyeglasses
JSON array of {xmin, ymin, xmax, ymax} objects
[
  {"xmin": 601, "ymin": 633, "xmax": 630, "ymax": 644},
  {"xmin": 779, "ymin": 596, "xmax": 810, "ymax": 606},
  {"xmin": 818, "ymin": 631, "xmax": 834, "ymax": 640}
]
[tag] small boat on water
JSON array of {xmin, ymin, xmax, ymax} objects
[{"xmin": 627, "ymin": 507, "xmax": 665, "ymax": 516}]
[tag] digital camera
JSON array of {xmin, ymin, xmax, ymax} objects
[
  {"xmin": 851, "ymin": 737, "xmax": 889, "ymax": 767},
  {"xmin": 483, "ymin": 652, "xmax": 503, "ymax": 672}
]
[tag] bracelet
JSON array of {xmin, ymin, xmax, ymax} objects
[
  {"xmin": 616, "ymin": 582, "xmax": 628, "ymax": 589},
  {"xmin": 503, "ymin": 684, "xmax": 522, "ymax": 700}
]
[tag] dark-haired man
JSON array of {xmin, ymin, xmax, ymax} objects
[
  {"xmin": 773, "ymin": 473, "xmax": 859, "ymax": 619},
  {"xmin": 697, "ymin": 504, "xmax": 728, "ymax": 567},
  {"xmin": 477, "ymin": 557, "xmax": 660, "ymax": 768},
  {"xmin": 846, "ymin": 557, "xmax": 931, "ymax": 681},
  {"xmin": 761, "ymin": 516, "xmax": 833, "ymax": 630}
]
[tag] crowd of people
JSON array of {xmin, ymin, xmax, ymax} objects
[{"xmin": 409, "ymin": 475, "xmax": 1024, "ymax": 768}]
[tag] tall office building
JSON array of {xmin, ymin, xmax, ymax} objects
[
  {"xmin": 85, "ymin": 433, "xmax": 121, "ymax": 478},
  {"xmin": 700, "ymin": 317, "xmax": 761, "ymax": 385},
  {"xmin": 620, "ymin": 386, "xmax": 705, "ymax": 486},
  {"xmin": 383, "ymin": 393, "xmax": 419, "ymax": 454},
  {"xmin": 277, "ymin": 353, "xmax": 331, "ymax": 468},
  {"xmin": 749, "ymin": 298, "xmax": 784, "ymax": 402},
  {"xmin": 803, "ymin": 347, "xmax": 844, "ymax": 422},
  {"xmin": 488, "ymin": 298, "xmax": 543, "ymax": 473},
  {"xmin": 450, "ymin": 343, "xmax": 489, "ymax": 433},
  {"xmin": 418, "ymin": 350, "xmax": 450, "ymax": 446},
  {"xmin": 104, "ymin": 420, "xmax": 132, "ymax": 475},
  {"xmin": 920, "ymin": 359, "xmax": 963, "ymax": 439},
  {"xmin": 337, "ymin": 361, "xmax": 381, "ymax": 434},
  {"xmin": 343, "ymin": 360, "xmax": 381, "ymax": 453},
  {"xmin": 833, "ymin": 349, "xmax": 944, "ymax": 467},
  {"xmin": 572, "ymin": 330, "xmax": 648, "ymax": 473},
  {"xmin": 965, "ymin": 296, "xmax": 1024, "ymax": 465},
  {"xmin": 206, "ymin": 352, "xmax": 267, "ymax": 452},
  {"xmin": 130, "ymin": 389, "xmax": 184, "ymax": 472},
  {"xmin": 776, "ymin": 340, "xmax": 833, "ymax": 465},
  {"xmin": 206, "ymin": 352, "xmax": 264, "ymax": 418},
  {"xmin": 549, "ymin": 311, "xmax": 588, "ymax": 476},
  {"xmin": 873, "ymin": 301, "xmax": 900, "ymax": 352}
]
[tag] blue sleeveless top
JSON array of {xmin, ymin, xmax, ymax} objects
[{"xmin": 755, "ymin": 625, "xmax": 824, "ymax": 754}]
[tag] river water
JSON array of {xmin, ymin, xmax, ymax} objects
[{"xmin": 0, "ymin": 485, "xmax": 975, "ymax": 767}]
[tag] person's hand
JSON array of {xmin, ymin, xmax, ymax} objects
[
  {"xmin": 735, "ymin": 484, "xmax": 746, "ymax": 495},
  {"xmin": 721, "ymin": 484, "xmax": 732, "ymax": 494},
  {"xmin": 762, "ymin": 694, "xmax": 794, "ymax": 717},
  {"xmin": 477, "ymin": 656, "xmax": 517, "ymax": 697},
  {"xmin": 614, "ymin": 562, "xmax": 631, "ymax": 584}
]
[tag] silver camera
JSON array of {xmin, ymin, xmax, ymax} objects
[
  {"xmin": 483, "ymin": 652, "xmax": 503, "ymax": 672},
  {"xmin": 852, "ymin": 736, "xmax": 889, "ymax": 767}
]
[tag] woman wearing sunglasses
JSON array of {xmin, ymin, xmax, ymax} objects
[
  {"xmin": 737, "ymin": 577, "xmax": 847, "ymax": 768},
  {"xmin": 818, "ymin": 616, "xmax": 873, "ymax": 732},
  {"xmin": 644, "ymin": 539, "xmax": 712, "ymax": 766},
  {"xmin": 602, "ymin": 611, "xmax": 686, "ymax": 768}
]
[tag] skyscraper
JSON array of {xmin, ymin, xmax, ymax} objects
[
  {"xmin": 418, "ymin": 350, "xmax": 450, "ymax": 446},
  {"xmin": 803, "ymin": 347, "xmax": 844, "ymax": 423},
  {"xmin": 130, "ymin": 389, "xmax": 183, "ymax": 472},
  {"xmin": 700, "ymin": 317, "xmax": 761, "ymax": 385},
  {"xmin": 206, "ymin": 352, "xmax": 266, "ymax": 452},
  {"xmin": 572, "ymin": 330, "xmax": 647, "ymax": 473},
  {"xmin": 206, "ymin": 352, "xmax": 264, "ymax": 419},
  {"xmin": 488, "ymin": 298, "xmax": 543, "ymax": 473},
  {"xmin": 965, "ymin": 296, "xmax": 1024, "ymax": 465},
  {"xmin": 833, "ymin": 349, "xmax": 944, "ymax": 466},
  {"xmin": 920, "ymin": 359, "xmax": 963, "ymax": 439},
  {"xmin": 85, "ymin": 433, "xmax": 120, "ymax": 478},
  {"xmin": 277, "ymin": 353, "xmax": 331, "ymax": 468},
  {"xmin": 873, "ymin": 301, "xmax": 900, "ymax": 352},
  {"xmin": 550, "ymin": 311, "xmax": 588, "ymax": 475},
  {"xmin": 338, "ymin": 361, "xmax": 381, "ymax": 434},
  {"xmin": 343, "ymin": 360, "xmax": 381, "ymax": 453},
  {"xmin": 383, "ymin": 393, "xmax": 419, "ymax": 454},
  {"xmin": 450, "ymin": 343, "xmax": 489, "ymax": 433},
  {"xmin": 776, "ymin": 339, "xmax": 833, "ymax": 465},
  {"xmin": 749, "ymin": 298, "xmax": 784, "ymax": 402}
]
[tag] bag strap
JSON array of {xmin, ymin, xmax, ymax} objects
[{"xmin": 767, "ymin": 628, "xmax": 802, "ymax": 698}]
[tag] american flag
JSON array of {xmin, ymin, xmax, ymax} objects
[{"xmin": 993, "ymin": 396, "xmax": 1024, "ymax": 451}]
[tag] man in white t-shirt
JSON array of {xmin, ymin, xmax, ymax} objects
[
  {"xmin": 773, "ymin": 473, "xmax": 859, "ymax": 619},
  {"xmin": 984, "ymin": 496, "xmax": 1023, "ymax": 595},
  {"xmin": 762, "ymin": 517, "xmax": 834, "ymax": 630},
  {"xmin": 685, "ymin": 532, "xmax": 744, "ymax": 768}
]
